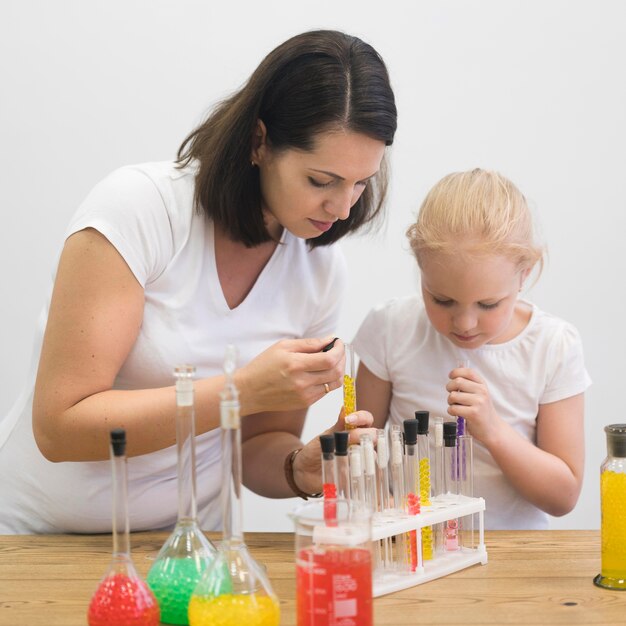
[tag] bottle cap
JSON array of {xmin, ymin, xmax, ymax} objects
[
  {"xmin": 110, "ymin": 428, "xmax": 126, "ymax": 457},
  {"xmin": 443, "ymin": 421, "xmax": 457, "ymax": 446},
  {"xmin": 415, "ymin": 410, "xmax": 430, "ymax": 434},
  {"xmin": 320, "ymin": 434, "xmax": 335, "ymax": 460},
  {"xmin": 605, "ymin": 423, "xmax": 626, "ymax": 457},
  {"xmin": 403, "ymin": 419, "xmax": 418, "ymax": 445},
  {"xmin": 334, "ymin": 431, "xmax": 349, "ymax": 456}
]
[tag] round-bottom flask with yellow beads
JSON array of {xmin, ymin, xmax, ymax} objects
[
  {"xmin": 594, "ymin": 424, "xmax": 626, "ymax": 590},
  {"xmin": 189, "ymin": 346, "xmax": 280, "ymax": 626}
]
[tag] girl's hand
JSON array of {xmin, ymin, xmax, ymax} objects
[
  {"xmin": 293, "ymin": 409, "xmax": 376, "ymax": 495},
  {"xmin": 446, "ymin": 366, "xmax": 502, "ymax": 447},
  {"xmin": 236, "ymin": 337, "xmax": 345, "ymax": 415}
]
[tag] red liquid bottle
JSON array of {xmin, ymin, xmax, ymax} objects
[{"xmin": 88, "ymin": 429, "xmax": 160, "ymax": 626}]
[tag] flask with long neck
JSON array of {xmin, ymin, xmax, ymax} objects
[
  {"xmin": 147, "ymin": 365, "xmax": 217, "ymax": 624},
  {"xmin": 188, "ymin": 346, "xmax": 280, "ymax": 626},
  {"xmin": 88, "ymin": 429, "xmax": 160, "ymax": 626}
]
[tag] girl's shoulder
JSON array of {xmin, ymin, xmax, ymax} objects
[
  {"xmin": 524, "ymin": 303, "xmax": 584, "ymax": 345},
  {"xmin": 366, "ymin": 293, "xmax": 427, "ymax": 325}
]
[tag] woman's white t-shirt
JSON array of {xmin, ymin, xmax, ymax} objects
[
  {"xmin": 0, "ymin": 161, "xmax": 346, "ymax": 533},
  {"xmin": 353, "ymin": 294, "xmax": 591, "ymax": 530}
]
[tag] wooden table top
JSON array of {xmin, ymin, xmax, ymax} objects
[{"xmin": 0, "ymin": 530, "xmax": 623, "ymax": 625}]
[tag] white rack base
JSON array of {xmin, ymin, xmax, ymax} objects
[{"xmin": 372, "ymin": 496, "xmax": 488, "ymax": 597}]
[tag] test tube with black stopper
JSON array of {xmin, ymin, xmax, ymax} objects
[
  {"xmin": 334, "ymin": 431, "xmax": 350, "ymax": 501},
  {"xmin": 403, "ymin": 419, "xmax": 421, "ymax": 572},
  {"xmin": 320, "ymin": 434, "xmax": 338, "ymax": 525},
  {"xmin": 443, "ymin": 421, "xmax": 460, "ymax": 552},
  {"xmin": 415, "ymin": 411, "xmax": 433, "ymax": 561}
]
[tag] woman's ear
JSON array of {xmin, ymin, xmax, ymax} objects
[{"xmin": 250, "ymin": 119, "xmax": 268, "ymax": 166}]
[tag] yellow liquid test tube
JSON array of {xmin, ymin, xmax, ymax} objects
[{"xmin": 344, "ymin": 343, "xmax": 356, "ymax": 429}]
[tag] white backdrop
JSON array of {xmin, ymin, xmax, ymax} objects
[{"xmin": 1, "ymin": 0, "xmax": 625, "ymax": 530}]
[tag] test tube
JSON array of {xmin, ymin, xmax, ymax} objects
[
  {"xmin": 376, "ymin": 429, "xmax": 391, "ymax": 513},
  {"xmin": 390, "ymin": 428, "xmax": 406, "ymax": 513},
  {"xmin": 458, "ymin": 430, "xmax": 475, "ymax": 550},
  {"xmin": 349, "ymin": 443, "xmax": 365, "ymax": 503},
  {"xmin": 432, "ymin": 417, "xmax": 444, "ymax": 499},
  {"xmin": 443, "ymin": 421, "xmax": 460, "ymax": 552},
  {"xmin": 360, "ymin": 433, "xmax": 378, "ymax": 514},
  {"xmin": 455, "ymin": 358, "xmax": 470, "ymax": 451},
  {"xmin": 390, "ymin": 428, "xmax": 408, "ymax": 571},
  {"xmin": 360, "ymin": 433, "xmax": 380, "ymax": 570},
  {"xmin": 432, "ymin": 416, "xmax": 445, "ymax": 555},
  {"xmin": 343, "ymin": 343, "xmax": 357, "ymax": 429},
  {"xmin": 376, "ymin": 429, "xmax": 393, "ymax": 570},
  {"xmin": 319, "ymin": 434, "xmax": 337, "ymax": 525},
  {"xmin": 334, "ymin": 431, "xmax": 350, "ymax": 501},
  {"xmin": 403, "ymin": 419, "xmax": 421, "ymax": 572},
  {"xmin": 415, "ymin": 411, "xmax": 433, "ymax": 561}
]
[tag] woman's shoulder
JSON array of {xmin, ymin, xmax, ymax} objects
[{"xmin": 98, "ymin": 160, "xmax": 195, "ymax": 192}]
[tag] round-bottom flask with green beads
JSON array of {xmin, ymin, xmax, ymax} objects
[{"xmin": 147, "ymin": 366, "xmax": 217, "ymax": 624}]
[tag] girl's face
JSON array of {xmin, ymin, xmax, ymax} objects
[
  {"xmin": 254, "ymin": 128, "xmax": 386, "ymax": 240},
  {"xmin": 420, "ymin": 251, "xmax": 529, "ymax": 349}
]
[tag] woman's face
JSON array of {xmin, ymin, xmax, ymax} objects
[{"xmin": 254, "ymin": 128, "xmax": 386, "ymax": 240}]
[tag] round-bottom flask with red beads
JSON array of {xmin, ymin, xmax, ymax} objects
[{"xmin": 88, "ymin": 429, "xmax": 160, "ymax": 626}]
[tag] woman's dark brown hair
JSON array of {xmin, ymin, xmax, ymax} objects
[{"xmin": 177, "ymin": 30, "xmax": 397, "ymax": 248}]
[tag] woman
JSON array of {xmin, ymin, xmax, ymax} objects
[{"xmin": 0, "ymin": 30, "xmax": 397, "ymax": 532}]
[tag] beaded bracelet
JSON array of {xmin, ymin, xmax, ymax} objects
[{"xmin": 284, "ymin": 448, "xmax": 322, "ymax": 500}]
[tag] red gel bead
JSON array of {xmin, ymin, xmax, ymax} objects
[{"xmin": 88, "ymin": 573, "xmax": 160, "ymax": 626}]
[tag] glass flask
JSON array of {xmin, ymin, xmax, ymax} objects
[
  {"xmin": 294, "ymin": 498, "xmax": 373, "ymax": 626},
  {"xmin": 146, "ymin": 365, "xmax": 217, "ymax": 624},
  {"xmin": 88, "ymin": 428, "xmax": 160, "ymax": 626},
  {"xmin": 594, "ymin": 423, "xmax": 626, "ymax": 590},
  {"xmin": 188, "ymin": 345, "xmax": 280, "ymax": 626}
]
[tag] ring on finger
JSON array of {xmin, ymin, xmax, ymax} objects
[{"xmin": 324, "ymin": 383, "xmax": 330, "ymax": 394}]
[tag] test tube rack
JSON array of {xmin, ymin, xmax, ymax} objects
[{"xmin": 372, "ymin": 495, "xmax": 487, "ymax": 597}]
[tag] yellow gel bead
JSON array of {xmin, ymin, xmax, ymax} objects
[{"xmin": 188, "ymin": 594, "xmax": 280, "ymax": 626}]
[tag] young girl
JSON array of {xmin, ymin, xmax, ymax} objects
[{"xmin": 353, "ymin": 168, "xmax": 591, "ymax": 529}]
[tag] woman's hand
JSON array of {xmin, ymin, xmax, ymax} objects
[
  {"xmin": 235, "ymin": 336, "xmax": 346, "ymax": 415},
  {"xmin": 446, "ymin": 365, "xmax": 503, "ymax": 447},
  {"xmin": 292, "ymin": 409, "xmax": 377, "ymax": 496}
]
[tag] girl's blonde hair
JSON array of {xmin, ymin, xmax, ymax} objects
[{"xmin": 407, "ymin": 169, "xmax": 545, "ymax": 276}]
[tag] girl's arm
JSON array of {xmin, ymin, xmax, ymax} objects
[
  {"xmin": 447, "ymin": 367, "xmax": 584, "ymax": 516},
  {"xmin": 33, "ymin": 228, "xmax": 345, "ymax": 462},
  {"xmin": 354, "ymin": 362, "xmax": 392, "ymax": 429}
]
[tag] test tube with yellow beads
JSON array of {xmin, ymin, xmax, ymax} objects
[{"xmin": 343, "ymin": 343, "xmax": 357, "ymax": 428}]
